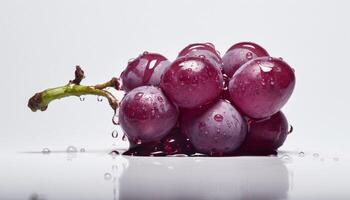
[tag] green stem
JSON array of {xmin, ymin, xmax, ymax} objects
[{"xmin": 28, "ymin": 66, "xmax": 120, "ymax": 112}]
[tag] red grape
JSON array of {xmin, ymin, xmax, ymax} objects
[
  {"xmin": 228, "ymin": 57, "xmax": 295, "ymax": 119},
  {"xmin": 181, "ymin": 100, "xmax": 247, "ymax": 155},
  {"xmin": 120, "ymin": 52, "xmax": 171, "ymax": 92},
  {"xmin": 239, "ymin": 111, "xmax": 289, "ymax": 153},
  {"xmin": 178, "ymin": 43, "xmax": 222, "ymax": 69},
  {"xmin": 222, "ymin": 42, "xmax": 269, "ymax": 77},
  {"xmin": 119, "ymin": 86, "xmax": 178, "ymax": 144},
  {"xmin": 161, "ymin": 56, "xmax": 224, "ymax": 109}
]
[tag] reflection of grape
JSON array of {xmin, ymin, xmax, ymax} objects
[
  {"xmin": 119, "ymin": 86, "xmax": 178, "ymax": 144},
  {"xmin": 181, "ymin": 100, "xmax": 246, "ymax": 155}
]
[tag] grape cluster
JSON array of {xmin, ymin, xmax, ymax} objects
[{"xmin": 119, "ymin": 42, "xmax": 295, "ymax": 156}]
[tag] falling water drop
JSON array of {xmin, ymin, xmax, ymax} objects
[
  {"xmin": 111, "ymin": 130, "xmax": 118, "ymax": 138},
  {"xmin": 79, "ymin": 96, "xmax": 85, "ymax": 101},
  {"xmin": 104, "ymin": 173, "xmax": 112, "ymax": 180},
  {"xmin": 112, "ymin": 109, "xmax": 120, "ymax": 125},
  {"xmin": 42, "ymin": 148, "xmax": 50, "ymax": 154},
  {"xmin": 313, "ymin": 153, "xmax": 319, "ymax": 158},
  {"xmin": 80, "ymin": 148, "xmax": 86, "ymax": 152},
  {"xmin": 97, "ymin": 96, "xmax": 103, "ymax": 102},
  {"xmin": 66, "ymin": 146, "xmax": 78, "ymax": 153}
]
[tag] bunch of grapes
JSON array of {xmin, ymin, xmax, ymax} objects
[{"xmin": 118, "ymin": 42, "xmax": 295, "ymax": 156}]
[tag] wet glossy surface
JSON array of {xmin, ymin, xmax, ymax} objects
[
  {"xmin": 119, "ymin": 86, "xmax": 178, "ymax": 143},
  {"xmin": 222, "ymin": 42, "xmax": 269, "ymax": 77},
  {"xmin": 161, "ymin": 56, "xmax": 224, "ymax": 109},
  {"xmin": 0, "ymin": 150, "xmax": 349, "ymax": 200},
  {"xmin": 229, "ymin": 57, "xmax": 296, "ymax": 119}
]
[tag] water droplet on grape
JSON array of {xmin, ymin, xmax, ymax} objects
[
  {"xmin": 278, "ymin": 57, "xmax": 283, "ymax": 60},
  {"xmin": 111, "ymin": 130, "xmax": 118, "ymax": 138},
  {"xmin": 42, "ymin": 148, "xmax": 50, "ymax": 154},
  {"xmin": 205, "ymin": 42, "xmax": 215, "ymax": 48},
  {"xmin": 270, "ymin": 80, "xmax": 275, "ymax": 85},
  {"xmin": 128, "ymin": 58, "xmax": 135, "ymax": 63},
  {"xmin": 216, "ymin": 50, "xmax": 221, "ymax": 56},
  {"xmin": 136, "ymin": 139, "xmax": 142, "ymax": 144},
  {"xmin": 79, "ymin": 96, "xmax": 85, "ymax": 101},
  {"xmin": 157, "ymin": 96, "xmax": 164, "ymax": 102},
  {"xmin": 199, "ymin": 122, "xmax": 206, "ymax": 130},
  {"xmin": 142, "ymin": 51, "xmax": 149, "ymax": 55},
  {"xmin": 313, "ymin": 153, "xmax": 319, "ymax": 158},
  {"xmin": 268, "ymin": 57, "xmax": 273, "ymax": 61},
  {"xmin": 134, "ymin": 92, "xmax": 143, "ymax": 100},
  {"xmin": 213, "ymin": 114, "xmax": 224, "ymax": 122},
  {"xmin": 80, "ymin": 148, "xmax": 86, "ymax": 152},
  {"xmin": 104, "ymin": 173, "xmax": 112, "ymax": 180},
  {"xmin": 246, "ymin": 52, "xmax": 253, "ymax": 60},
  {"xmin": 298, "ymin": 151, "xmax": 305, "ymax": 157},
  {"xmin": 288, "ymin": 125, "xmax": 293, "ymax": 134},
  {"xmin": 97, "ymin": 96, "xmax": 103, "ymax": 102},
  {"xmin": 66, "ymin": 146, "xmax": 78, "ymax": 153}
]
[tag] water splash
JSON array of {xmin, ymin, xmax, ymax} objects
[
  {"xmin": 42, "ymin": 148, "xmax": 50, "ymax": 154},
  {"xmin": 66, "ymin": 146, "xmax": 78, "ymax": 153}
]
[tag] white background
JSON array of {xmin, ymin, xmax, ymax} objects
[{"xmin": 0, "ymin": 0, "xmax": 350, "ymax": 155}]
